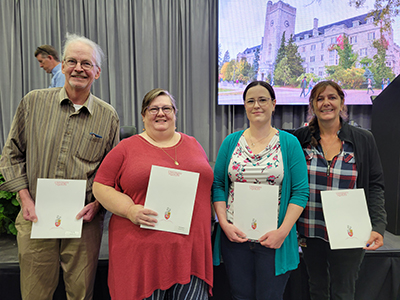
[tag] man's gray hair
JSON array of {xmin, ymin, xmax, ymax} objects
[{"xmin": 62, "ymin": 33, "xmax": 105, "ymax": 68}]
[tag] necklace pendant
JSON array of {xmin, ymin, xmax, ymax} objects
[{"xmin": 175, "ymin": 161, "xmax": 179, "ymax": 165}]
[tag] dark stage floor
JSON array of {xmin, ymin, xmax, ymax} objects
[{"xmin": 1, "ymin": 212, "xmax": 400, "ymax": 300}]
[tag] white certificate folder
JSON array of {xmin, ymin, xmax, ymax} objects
[
  {"xmin": 321, "ymin": 188, "xmax": 372, "ymax": 249},
  {"xmin": 234, "ymin": 182, "xmax": 279, "ymax": 240},
  {"xmin": 141, "ymin": 165, "xmax": 200, "ymax": 235},
  {"xmin": 31, "ymin": 178, "xmax": 86, "ymax": 239}
]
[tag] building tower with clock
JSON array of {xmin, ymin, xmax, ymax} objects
[
  {"xmin": 258, "ymin": 0, "xmax": 296, "ymax": 81},
  {"xmin": 236, "ymin": 0, "xmax": 400, "ymax": 83}
]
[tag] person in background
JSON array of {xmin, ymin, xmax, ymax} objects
[
  {"xmin": 212, "ymin": 80, "xmax": 309, "ymax": 299},
  {"xmin": 300, "ymin": 76, "xmax": 307, "ymax": 97},
  {"xmin": 293, "ymin": 80, "xmax": 387, "ymax": 300},
  {"xmin": 367, "ymin": 78, "xmax": 374, "ymax": 94},
  {"xmin": 306, "ymin": 78, "xmax": 314, "ymax": 96},
  {"xmin": 92, "ymin": 88, "xmax": 213, "ymax": 300},
  {"xmin": 0, "ymin": 33, "xmax": 120, "ymax": 300},
  {"xmin": 35, "ymin": 44, "xmax": 66, "ymax": 88}
]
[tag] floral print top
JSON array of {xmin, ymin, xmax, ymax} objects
[{"xmin": 226, "ymin": 131, "xmax": 283, "ymax": 223}]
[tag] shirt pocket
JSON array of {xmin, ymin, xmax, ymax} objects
[{"xmin": 75, "ymin": 134, "xmax": 106, "ymax": 162}]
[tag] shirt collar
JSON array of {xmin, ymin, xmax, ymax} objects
[
  {"xmin": 313, "ymin": 118, "xmax": 351, "ymax": 143},
  {"xmin": 51, "ymin": 63, "xmax": 62, "ymax": 76},
  {"xmin": 58, "ymin": 87, "xmax": 94, "ymax": 114}
]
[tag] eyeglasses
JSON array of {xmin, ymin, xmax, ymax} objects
[
  {"xmin": 245, "ymin": 98, "xmax": 272, "ymax": 107},
  {"xmin": 64, "ymin": 58, "xmax": 96, "ymax": 70},
  {"xmin": 146, "ymin": 105, "xmax": 174, "ymax": 115}
]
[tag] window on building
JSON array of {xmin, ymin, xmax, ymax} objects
[
  {"xmin": 311, "ymin": 44, "xmax": 316, "ymax": 51},
  {"xmin": 368, "ymin": 32, "xmax": 375, "ymax": 40},
  {"xmin": 310, "ymin": 68, "xmax": 314, "ymax": 74},
  {"xmin": 350, "ymin": 36, "xmax": 357, "ymax": 44},
  {"xmin": 319, "ymin": 67, "xmax": 324, "ymax": 77},
  {"xmin": 310, "ymin": 56, "xmax": 315, "ymax": 62},
  {"xmin": 360, "ymin": 48, "xmax": 367, "ymax": 56},
  {"xmin": 321, "ymin": 42, "xmax": 324, "ymax": 50},
  {"xmin": 331, "ymin": 37, "xmax": 337, "ymax": 44},
  {"xmin": 302, "ymin": 46, "xmax": 306, "ymax": 52},
  {"xmin": 329, "ymin": 51, "xmax": 338, "ymax": 65},
  {"xmin": 321, "ymin": 55, "xmax": 324, "ymax": 61}
]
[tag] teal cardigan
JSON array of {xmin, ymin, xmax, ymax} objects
[{"xmin": 212, "ymin": 130, "xmax": 309, "ymax": 276}]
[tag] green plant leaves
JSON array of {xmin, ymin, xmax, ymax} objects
[{"xmin": 0, "ymin": 171, "xmax": 20, "ymax": 235}]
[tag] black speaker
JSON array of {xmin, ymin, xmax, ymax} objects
[
  {"xmin": 371, "ymin": 74, "xmax": 400, "ymax": 235},
  {"xmin": 120, "ymin": 126, "xmax": 136, "ymax": 140}
]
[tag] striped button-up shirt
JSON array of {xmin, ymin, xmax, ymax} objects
[{"xmin": 0, "ymin": 87, "xmax": 119, "ymax": 204}]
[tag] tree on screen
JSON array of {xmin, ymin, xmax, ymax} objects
[
  {"xmin": 274, "ymin": 33, "xmax": 304, "ymax": 86},
  {"xmin": 350, "ymin": 0, "xmax": 400, "ymax": 33},
  {"xmin": 285, "ymin": 35, "xmax": 304, "ymax": 80},
  {"xmin": 275, "ymin": 32, "xmax": 286, "ymax": 68},
  {"xmin": 333, "ymin": 35, "xmax": 358, "ymax": 70},
  {"xmin": 223, "ymin": 50, "xmax": 230, "ymax": 65},
  {"xmin": 370, "ymin": 36, "xmax": 395, "ymax": 85},
  {"xmin": 236, "ymin": 58, "xmax": 252, "ymax": 83},
  {"xmin": 249, "ymin": 47, "xmax": 260, "ymax": 81},
  {"xmin": 310, "ymin": 0, "xmax": 400, "ymax": 34},
  {"xmin": 275, "ymin": 57, "xmax": 292, "ymax": 86}
]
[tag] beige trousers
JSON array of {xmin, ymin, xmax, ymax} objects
[{"xmin": 15, "ymin": 211, "xmax": 104, "ymax": 300}]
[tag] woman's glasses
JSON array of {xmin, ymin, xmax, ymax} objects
[
  {"xmin": 146, "ymin": 106, "xmax": 174, "ymax": 115},
  {"xmin": 244, "ymin": 98, "xmax": 272, "ymax": 107}
]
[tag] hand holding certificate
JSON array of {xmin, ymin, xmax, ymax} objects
[
  {"xmin": 234, "ymin": 182, "xmax": 279, "ymax": 241},
  {"xmin": 140, "ymin": 165, "xmax": 200, "ymax": 235},
  {"xmin": 321, "ymin": 188, "xmax": 372, "ymax": 249},
  {"xmin": 31, "ymin": 178, "xmax": 86, "ymax": 239}
]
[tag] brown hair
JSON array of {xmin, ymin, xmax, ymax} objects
[
  {"xmin": 34, "ymin": 45, "xmax": 60, "ymax": 62},
  {"xmin": 307, "ymin": 81, "xmax": 348, "ymax": 147},
  {"xmin": 141, "ymin": 88, "xmax": 177, "ymax": 116},
  {"xmin": 243, "ymin": 80, "xmax": 276, "ymax": 102}
]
